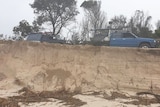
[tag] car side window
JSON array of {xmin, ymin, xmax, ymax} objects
[
  {"xmin": 123, "ymin": 33, "xmax": 135, "ymax": 38},
  {"xmin": 111, "ymin": 33, "xmax": 123, "ymax": 38}
]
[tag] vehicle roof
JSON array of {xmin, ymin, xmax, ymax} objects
[{"xmin": 26, "ymin": 33, "xmax": 42, "ymax": 41}]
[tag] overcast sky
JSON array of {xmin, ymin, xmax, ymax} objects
[{"xmin": 0, "ymin": 0, "xmax": 160, "ymax": 35}]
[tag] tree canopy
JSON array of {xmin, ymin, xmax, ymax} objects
[
  {"xmin": 81, "ymin": 0, "xmax": 107, "ymax": 40},
  {"xmin": 30, "ymin": 0, "xmax": 79, "ymax": 36},
  {"xmin": 128, "ymin": 10, "xmax": 152, "ymax": 37},
  {"xmin": 13, "ymin": 20, "xmax": 33, "ymax": 37},
  {"xmin": 154, "ymin": 20, "xmax": 160, "ymax": 37},
  {"xmin": 111, "ymin": 15, "xmax": 127, "ymax": 29},
  {"xmin": 13, "ymin": 20, "xmax": 40, "ymax": 37}
]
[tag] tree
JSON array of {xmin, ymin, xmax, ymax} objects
[
  {"xmin": 32, "ymin": 20, "xmax": 41, "ymax": 33},
  {"xmin": 154, "ymin": 29, "xmax": 160, "ymax": 38},
  {"xmin": 13, "ymin": 20, "xmax": 33, "ymax": 37},
  {"xmin": 154, "ymin": 20, "xmax": 160, "ymax": 38},
  {"xmin": 0, "ymin": 34, "xmax": 3, "ymax": 40},
  {"xmin": 30, "ymin": 0, "xmax": 79, "ymax": 36},
  {"xmin": 81, "ymin": 0, "xmax": 107, "ymax": 40},
  {"xmin": 110, "ymin": 15, "xmax": 127, "ymax": 29},
  {"xmin": 128, "ymin": 10, "xmax": 152, "ymax": 37},
  {"xmin": 156, "ymin": 20, "xmax": 160, "ymax": 29},
  {"xmin": 80, "ymin": 18, "xmax": 90, "ymax": 41}
]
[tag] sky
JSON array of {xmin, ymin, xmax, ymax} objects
[{"xmin": 0, "ymin": 0, "xmax": 160, "ymax": 35}]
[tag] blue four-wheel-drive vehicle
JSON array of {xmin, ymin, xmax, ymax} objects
[
  {"xmin": 109, "ymin": 31, "xmax": 158, "ymax": 48},
  {"xmin": 89, "ymin": 30, "xmax": 159, "ymax": 48}
]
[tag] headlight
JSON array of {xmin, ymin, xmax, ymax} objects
[{"xmin": 154, "ymin": 40, "xmax": 156, "ymax": 43}]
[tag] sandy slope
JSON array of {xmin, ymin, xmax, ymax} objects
[{"xmin": 0, "ymin": 41, "xmax": 160, "ymax": 106}]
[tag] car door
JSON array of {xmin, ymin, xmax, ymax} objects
[
  {"xmin": 121, "ymin": 33, "xmax": 138, "ymax": 47},
  {"xmin": 110, "ymin": 32, "xmax": 124, "ymax": 47}
]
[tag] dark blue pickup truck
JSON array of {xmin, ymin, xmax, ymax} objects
[{"xmin": 109, "ymin": 32, "xmax": 158, "ymax": 48}]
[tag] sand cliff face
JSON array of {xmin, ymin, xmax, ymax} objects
[{"xmin": 0, "ymin": 40, "xmax": 160, "ymax": 93}]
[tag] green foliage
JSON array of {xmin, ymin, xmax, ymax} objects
[
  {"xmin": 155, "ymin": 29, "xmax": 160, "ymax": 37},
  {"xmin": 156, "ymin": 20, "xmax": 160, "ymax": 29},
  {"xmin": 81, "ymin": 0, "xmax": 107, "ymax": 40},
  {"xmin": 81, "ymin": 0, "xmax": 99, "ymax": 9},
  {"xmin": 128, "ymin": 10, "xmax": 152, "ymax": 37},
  {"xmin": 30, "ymin": 0, "xmax": 79, "ymax": 36},
  {"xmin": 139, "ymin": 27, "xmax": 153, "ymax": 38},
  {"xmin": 32, "ymin": 20, "xmax": 41, "ymax": 33},
  {"xmin": 111, "ymin": 15, "xmax": 127, "ymax": 29},
  {"xmin": 153, "ymin": 20, "xmax": 160, "ymax": 38},
  {"xmin": 13, "ymin": 20, "xmax": 33, "ymax": 37},
  {"xmin": 13, "ymin": 20, "xmax": 40, "ymax": 37}
]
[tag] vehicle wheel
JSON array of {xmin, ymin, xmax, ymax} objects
[{"xmin": 139, "ymin": 43, "xmax": 151, "ymax": 48}]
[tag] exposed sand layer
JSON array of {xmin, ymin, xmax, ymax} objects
[{"xmin": 0, "ymin": 40, "xmax": 160, "ymax": 106}]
